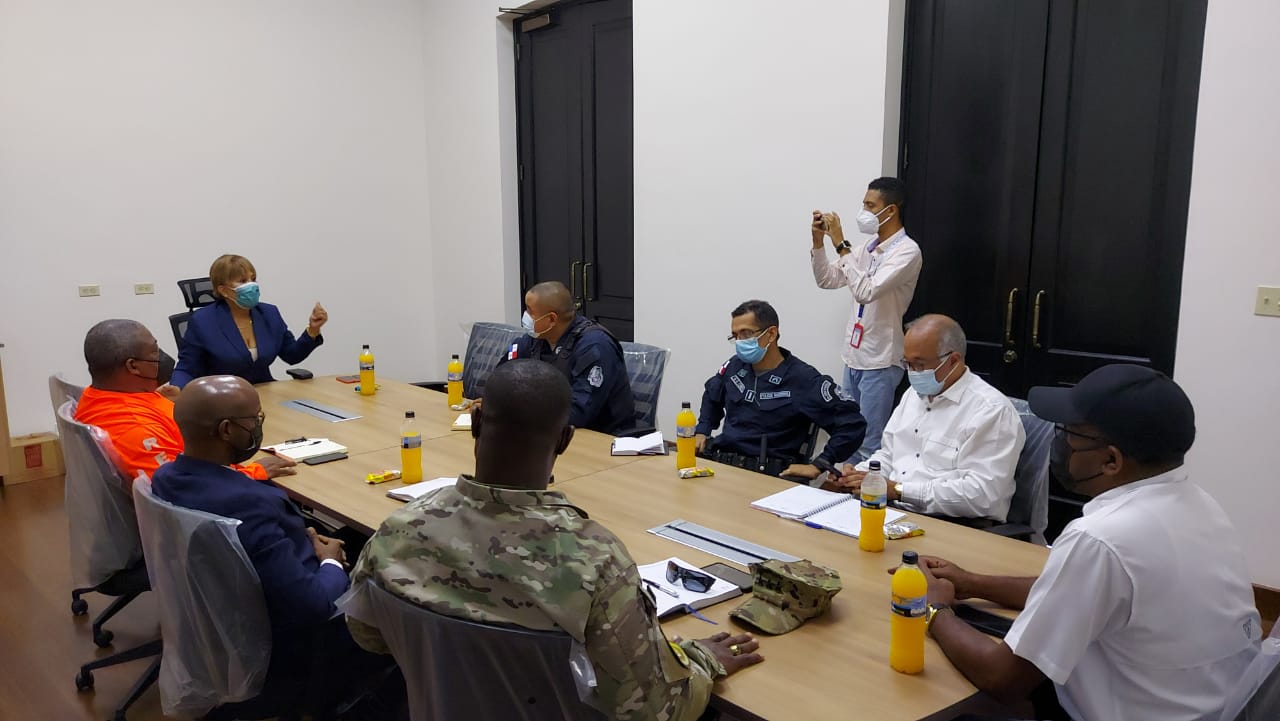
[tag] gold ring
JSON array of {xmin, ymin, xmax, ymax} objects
[{"xmin": 730, "ymin": 644, "xmax": 742, "ymax": 656}]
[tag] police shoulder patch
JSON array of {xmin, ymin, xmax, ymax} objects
[
  {"xmin": 821, "ymin": 380, "xmax": 833, "ymax": 402},
  {"xmin": 718, "ymin": 360, "xmax": 731, "ymax": 376},
  {"xmin": 588, "ymin": 366, "xmax": 604, "ymax": 388}
]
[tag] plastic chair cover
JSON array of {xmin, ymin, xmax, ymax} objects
[
  {"xmin": 133, "ymin": 476, "xmax": 272, "ymax": 720},
  {"xmin": 1008, "ymin": 398, "xmax": 1051, "ymax": 537},
  {"xmin": 462, "ymin": 322, "xmax": 526, "ymax": 400},
  {"xmin": 620, "ymin": 342, "xmax": 669, "ymax": 429},
  {"xmin": 1221, "ymin": 635, "xmax": 1280, "ymax": 721},
  {"xmin": 48, "ymin": 373, "xmax": 85, "ymax": 413},
  {"xmin": 57, "ymin": 401, "xmax": 142, "ymax": 588},
  {"xmin": 337, "ymin": 580, "xmax": 604, "ymax": 721}
]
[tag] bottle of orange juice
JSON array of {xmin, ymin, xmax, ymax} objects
[
  {"xmin": 359, "ymin": 344, "xmax": 375, "ymax": 396},
  {"xmin": 447, "ymin": 354, "xmax": 464, "ymax": 407},
  {"xmin": 859, "ymin": 460, "xmax": 887, "ymax": 552},
  {"xmin": 890, "ymin": 550, "xmax": 927, "ymax": 674},
  {"xmin": 400, "ymin": 411, "xmax": 422, "ymax": 483},
  {"xmin": 675, "ymin": 402, "xmax": 697, "ymax": 470}
]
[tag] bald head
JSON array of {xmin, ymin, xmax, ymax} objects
[
  {"xmin": 526, "ymin": 281, "xmax": 575, "ymax": 316},
  {"xmin": 905, "ymin": 314, "xmax": 967, "ymax": 359},
  {"xmin": 84, "ymin": 319, "xmax": 154, "ymax": 384},
  {"xmin": 174, "ymin": 376, "xmax": 260, "ymax": 441}
]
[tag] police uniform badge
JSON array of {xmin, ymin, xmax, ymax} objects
[{"xmin": 588, "ymin": 365, "xmax": 604, "ymax": 388}]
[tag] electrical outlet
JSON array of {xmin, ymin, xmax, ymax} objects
[
  {"xmin": 78, "ymin": 284, "xmax": 100, "ymax": 298},
  {"xmin": 134, "ymin": 282, "xmax": 155, "ymax": 295},
  {"xmin": 1256, "ymin": 286, "xmax": 1280, "ymax": 318}
]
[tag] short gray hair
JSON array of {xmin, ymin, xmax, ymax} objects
[
  {"xmin": 905, "ymin": 314, "xmax": 967, "ymax": 359},
  {"xmin": 84, "ymin": 319, "xmax": 151, "ymax": 382}
]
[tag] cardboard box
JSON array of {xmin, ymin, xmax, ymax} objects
[{"xmin": 5, "ymin": 433, "xmax": 64, "ymax": 485}]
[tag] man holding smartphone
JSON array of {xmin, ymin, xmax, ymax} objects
[{"xmin": 811, "ymin": 177, "xmax": 922, "ymax": 463}]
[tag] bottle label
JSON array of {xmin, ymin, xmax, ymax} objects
[
  {"xmin": 401, "ymin": 435, "xmax": 422, "ymax": 450},
  {"xmin": 676, "ymin": 425, "xmax": 696, "ymax": 438},
  {"xmin": 891, "ymin": 594, "xmax": 927, "ymax": 618},
  {"xmin": 360, "ymin": 361, "xmax": 374, "ymax": 372},
  {"xmin": 861, "ymin": 491, "xmax": 887, "ymax": 510},
  {"xmin": 447, "ymin": 371, "xmax": 463, "ymax": 382}
]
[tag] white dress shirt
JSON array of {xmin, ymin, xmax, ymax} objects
[
  {"xmin": 1005, "ymin": 470, "xmax": 1261, "ymax": 721},
  {"xmin": 811, "ymin": 229, "xmax": 922, "ymax": 370},
  {"xmin": 857, "ymin": 368, "xmax": 1024, "ymax": 521}
]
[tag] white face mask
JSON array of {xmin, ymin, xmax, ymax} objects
[{"xmin": 856, "ymin": 206, "xmax": 893, "ymax": 235}]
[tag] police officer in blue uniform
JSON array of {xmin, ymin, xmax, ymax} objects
[
  {"xmin": 696, "ymin": 299, "xmax": 866, "ymax": 480},
  {"xmin": 498, "ymin": 281, "xmax": 637, "ymax": 435}
]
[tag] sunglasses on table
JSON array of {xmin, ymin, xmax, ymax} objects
[{"xmin": 666, "ymin": 561, "xmax": 717, "ymax": 593}]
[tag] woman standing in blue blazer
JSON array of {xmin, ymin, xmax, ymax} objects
[{"xmin": 171, "ymin": 254, "xmax": 328, "ymax": 388}]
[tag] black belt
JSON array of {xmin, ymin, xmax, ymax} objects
[{"xmin": 697, "ymin": 448, "xmax": 791, "ymax": 478}]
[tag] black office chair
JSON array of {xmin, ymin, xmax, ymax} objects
[
  {"xmin": 620, "ymin": 342, "xmax": 669, "ymax": 431},
  {"xmin": 414, "ymin": 321, "xmax": 525, "ymax": 398},
  {"xmin": 57, "ymin": 401, "xmax": 162, "ymax": 720},
  {"xmin": 338, "ymin": 580, "xmax": 604, "ymax": 721},
  {"xmin": 983, "ymin": 398, "xmax": 1053, "ymax": 542},
  {"xmin": 169, "ymin": 311, "xmax": 192, "ymax": 351},
  {"xmin": 176, "ymin": 276, "xmax": 217, "ymax": 311}
]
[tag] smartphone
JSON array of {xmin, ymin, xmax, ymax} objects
[
  {"xmin": 953, "ymin": 603, "xmax": 1013, "ymax": 638},
  {"xmin": 336, "ymin": 375, "xmax": 359, "ymax": 384},
  {"xmin": 702, "ymin": 562, "xmax": 754, "ymax": 593}
]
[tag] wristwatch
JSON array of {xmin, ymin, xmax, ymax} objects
[
  {"xmin": 894, "ymin": 482, "xmax": 905, "ymax": 501},
  {"xmin": 834, "ymin": 240, "xmax": 853, "ymax": 254},
  {"xmin": 926, "ymin": 603, "xmax": 954, "ymax": 636}
]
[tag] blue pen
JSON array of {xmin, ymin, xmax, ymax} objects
[{"xmin": 804, "ymin": 521, "xmax": 824, "ymax": 530}]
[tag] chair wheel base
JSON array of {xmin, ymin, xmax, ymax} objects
[
  {"xmin": 75, "ymin": 669, "xmax": 94, "ymax": 692},
  {"xmin": 71, "ymin": 598, "xmax": 89, "ymax": 616},
  {"xmin": 93, "ymin": 630, "xmax": 114, "ymax": 648}
]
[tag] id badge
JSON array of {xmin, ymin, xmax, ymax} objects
[{"xmin": 849, "ymin": 322, "xmax": 865, "ymax": 349}]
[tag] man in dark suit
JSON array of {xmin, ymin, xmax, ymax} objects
[{"xmin": 151, "ymin": 375, "xmax": 383, "ymax": 717}]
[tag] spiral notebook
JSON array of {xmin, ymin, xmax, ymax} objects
[{"xmin": 751, "ymin": 485, "xmax": 905, "ymax": 539}]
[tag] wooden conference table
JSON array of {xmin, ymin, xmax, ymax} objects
[{"xmin": 256, "ymin": 376, "xmax": 1049, "ymax": 721}]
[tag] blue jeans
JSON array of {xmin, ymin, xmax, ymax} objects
[{"xmin": 842, "ymin": 365, "xmax": 904, "ymax": 464}]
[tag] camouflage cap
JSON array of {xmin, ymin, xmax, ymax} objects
[{"xmin": 729, "ymin": 558, "xmax": 842, "ymax": 635}]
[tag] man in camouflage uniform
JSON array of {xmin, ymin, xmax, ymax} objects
[{"xmin": 348, "ymin": 359, "xmax": 763, "ymax": 719}]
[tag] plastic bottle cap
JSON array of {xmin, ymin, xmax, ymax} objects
[
  {"xmin": 681, "ymin": 401, "xmax": 691, "ymax": 408},
  {"xmin": 869, "ymin": 460, "xmax": 881, "ymax": 470},
  {"xmin": 902, "ymin": 550, "xmax": 918, "ymax": 565},
  {"xmin": 405, "ymin": 411, "xmax": 415, "ymax": 419},
  {"xmin": 362, "ymin": 344, "xmax": 369, "ymax": 349},
  {"xmin": 451, "ymin": 354, "xmax": 459, "ymax": 359}
]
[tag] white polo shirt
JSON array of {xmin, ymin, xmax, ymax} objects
[
  {"xmin": 1005, "ymin": 470, "xmax": 1261, "ymax": 721},
  {"xmin": 811, "ymin": 229, "xmax": 922, "ymax": 371}
]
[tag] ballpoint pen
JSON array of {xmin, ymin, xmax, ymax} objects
[{"xmin": 643, "ymin": 579, "xmax": 680, "ymax": 598}]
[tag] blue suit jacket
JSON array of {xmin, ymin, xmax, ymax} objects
[
  {"xmin": 172, "ymin": 300, "xmax": 322, "ymax": 388},
  {"xmin": 150, "ymin": 455, "xmax": 348, "ymax": 639}
]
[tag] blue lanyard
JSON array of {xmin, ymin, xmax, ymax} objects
[{"xmin": 856, "ymin": 234, "xmax": 906, "ymax": 320}]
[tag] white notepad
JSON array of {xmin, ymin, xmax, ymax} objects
[
  {"xmin": 636, "ymin": 557, "xmax": 743, "ymax": 618},
  {"xmin": 610, "ymin": 431, "xmax": 667, "ymax": 456},
  {"xmin": 386, "ymin": 477, "xmax": 456, "ymax": 502},
  {"xmin": 262, "ymin": 438, "xmax": 347, "ymax": 462},
  {"xmin": 451, "ymin": 414, "xmax": 472, "ymax": 431},
  {"xmin": 751, "ymin": 485, "xmax": 906, "ymax": 539}
]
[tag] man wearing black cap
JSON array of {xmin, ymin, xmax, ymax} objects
[{"xmin": 912, "ymin": 364, "xmax": 1261, "ymax": 721}]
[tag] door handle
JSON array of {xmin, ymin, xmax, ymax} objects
[
  {"xmin": 570, "ymin": 261, "xmax": 581, "ymax": 303},
  {"xmin": 583, "ymin": 262, "xmax": 593, "ymax": 302},
  {"xmin": 1032, "ymin": 290, "xmax": 1046, "ymax": 349},
  {"xmin": 1003, "ymin": 288, "xmax": 1020, "ymax": 345}
]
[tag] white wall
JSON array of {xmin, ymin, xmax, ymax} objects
[
  {"xmin": 0, "ymin": 0, "xmax": 438, "ymax": 435},
  {"xmin": 1176, "ymin": 4, "xmax": 1280, "ymax": 588},
  {"xmin": 633, "ymin": 1, "xmax": 891, "ymax": 433},
  {"xmin": 420, "ymin": 1, "xmax": 522, "ymax": 363}
]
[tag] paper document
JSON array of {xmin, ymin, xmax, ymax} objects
[
  {"xmin": 611, "ymin": 431, "xmax": 667, "ymax": 456},
  {"xmin": 451, "ymin": 414, "xmax": 472, "ymax": 431},
  {"xmin": 387, "ymin": 477, "xmax": 457, "ymax": 502},
  {"xmin": 751, "ymin": 485, "xmax": 905, "ymax": 539},
  {"xmin": 263, "ymin": 438, "xmax": 347, "ymax": 462},
  {"xmin": 636, "ymin": 557, "xmax": 742, "ymax": 618}
]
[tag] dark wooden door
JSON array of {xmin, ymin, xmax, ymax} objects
[
  {"xmin": 516, "ymin": 0, "xmax": 635, "ymax": 340},
  {"xmin": 901, "ymin": 0, "xmax": 1207, "ymax": 540},
  {"xmin": 900, "ymin": 0, "xmax": 1050, "ymax": 391}
]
